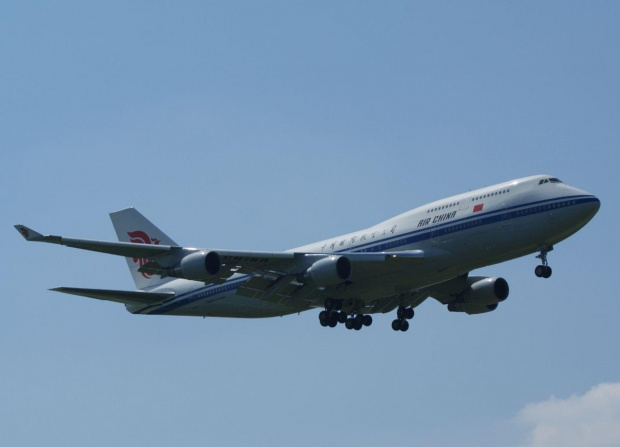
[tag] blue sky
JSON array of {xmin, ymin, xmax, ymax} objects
[{"xmin": 2, "ymin": 2, "xmax": 619, "ymax": 446}]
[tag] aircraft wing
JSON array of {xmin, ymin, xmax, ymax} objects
[
  {"xmin": 14, "ymin": 224, "xmax": 428, "ymax": 299},
  {"xmin": 14, "ymin": 225, "xmax": 177, "ymax": 258}
]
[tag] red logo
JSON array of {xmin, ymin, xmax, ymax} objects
[
  {"xmin": 128, "ymin": 231, "xmax": 160, "ymax": 278},
  {"xmin": 473, "ymin": 203, "xmax": 484, "ymax": 213},
  {"xmin": 19, "ymin": 227, "xmax": 30, "ymax": 239}
]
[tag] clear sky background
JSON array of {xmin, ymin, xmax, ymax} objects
[{"xmin": 2, "ymin": 2, "xmax": 619, "ymax": 446}]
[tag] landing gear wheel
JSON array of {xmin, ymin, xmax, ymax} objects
[
  {"xmin": 397, "ymin": 306, "xmax": 406, "ymax": 319},
  {"xmin": 324, "ymin": 298, "xmax": 335, "ymax": 310},
  {"xmin": 353, "ymin": 319, "xmax": 363, "ymax": 330},
  {"xmin": 400, "ymin": 320, "xmax": 409, "ymax": 332},
  {"xmin": 338, "ymin": 312, "xmax": 348, "ymax": 324},
  {"xmin": 405, "ymin": 307, "xmax": 414, "ymax": 320},
  {"xmin": 345, "ymin": 319, "xmax": 354, "ymax": 330},
  {"xmin": 392, "ymin": 319, "xmax": 402, "ymax": 331},
  {"xmin": 328, "ymin": 312, "xmax": 339, "ymax": 327},
  {"xmin": 535, "ymin": 265, "xmax": 546, "ymax": 278},
  {"xmin": 362, "ymin": 315, "xmax": 373, "ymax": 327},
  {"xmin": 535, "ymin": 265, "xmax": 553, "ymax": 278}
]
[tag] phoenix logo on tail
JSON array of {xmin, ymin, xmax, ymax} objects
[{"xmin": 128, "ymin": 231, "xmax": 161, "ymax": 278}]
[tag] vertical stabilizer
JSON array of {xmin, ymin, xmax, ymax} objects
[{"xmin": 109, "ymin": 207, "xmax": 177, "ymax": 290}]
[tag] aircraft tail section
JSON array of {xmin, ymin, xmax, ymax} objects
[{"xmin": 109, "ymin": 207, "xmax": 178, "ymax": 290}]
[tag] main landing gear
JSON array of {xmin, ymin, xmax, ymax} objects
[
  {"xmin": 392, "ymin": 306, "xmax": 414, "ymax": 332},
  {"xmin": 535, "ymin": 245, "xmax": 553, "ymax": 279},
  {"xmin": 318, "ymin": 298, "xmax": 372, "ymax": 331},
  {"xmin": 318, "ymin": 299, "xmax": 414, "ymax": 332},
  {"xmin": 344, "ymin": 314, "xmax": 373, "ymax": 331}
]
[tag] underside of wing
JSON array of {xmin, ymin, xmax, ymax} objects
[
  {"xmin": 51, "ymin": 287, "xmax": 175, "ymax": 305},
  {"xmin": 228, "ymin": 250, "xmax": 430, "ymax": 308},
  {"xmin": 235, "ymin": 274, "xmax": 319, "ymax": 307}
]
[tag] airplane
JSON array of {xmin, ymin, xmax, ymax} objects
[{"xmin": 15, "ymin": 174, "xmax": 600, "ymax": 332}]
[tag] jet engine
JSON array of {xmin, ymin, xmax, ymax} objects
[
  {"xmin": 460, "ymin": 277, "xmax": 509, "ymax": 306},
  {"xmin": 448, "ymin": 277, "xmax": 509, "ymax": 314},
  {"xmin": 168, "ymin": 251, "xmax": 221, "ymax": 281},
  {"xmin": 305, "ymin": 256, "xmax": 352, "ymax": 287}
]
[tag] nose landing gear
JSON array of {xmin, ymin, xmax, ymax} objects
[{"xmin": 535, "ymin": 245, "xmax": 553, "ymax": 278}]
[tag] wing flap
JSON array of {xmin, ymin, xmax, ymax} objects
[{"xmin": 51, "ymin": 287, "xmax": 175, "ymax": 305}]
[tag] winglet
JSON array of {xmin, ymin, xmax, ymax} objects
[{"xmin": 14, "ymin": 225, "xmax": 45, "ymax": 241}]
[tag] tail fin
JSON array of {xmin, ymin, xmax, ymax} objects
[{"xmin": 109, "ymin": 207, "xmax": 178, "ymax": 290}]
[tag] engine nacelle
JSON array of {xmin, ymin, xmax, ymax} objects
[
  {"xmin": 169, "ymin": 251, "xmax": 221, "ymax": 281},
  {"xmin": 305, "ymin": 256, "xmax": 352, "ymax": 287},
  {"xmin": 460, "ymin": 277, "xmax": 509, "ymax": 306},
  {"xmin": 448, "ymin": 303, "xmax": 498, "ymax": 315}
]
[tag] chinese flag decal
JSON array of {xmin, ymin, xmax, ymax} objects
[{"xmin": 473, "ymin": 203, "xmax": 484, "ymax": 213}]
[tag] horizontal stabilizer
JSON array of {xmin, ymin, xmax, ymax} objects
[{"xmin": 51, "ymin": 287, "xmax": 175, "ymax": 305}]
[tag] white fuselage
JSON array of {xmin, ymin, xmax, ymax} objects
[{"xmin": 128, "ymin": 175, "xmax": 599, "ymax": 318}]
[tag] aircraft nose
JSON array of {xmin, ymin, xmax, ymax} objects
[
  {"xmin": 587, "ymin": 195, "xmax": 601, "ymax": 216},
  {"xmin": 572, "ymin": 186, "xmax": 600, "ymax": 220}
]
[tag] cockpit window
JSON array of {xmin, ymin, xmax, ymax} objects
[{"xmin": 539, "ymin": 178, "xmax": 563, "ymax": 185}]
